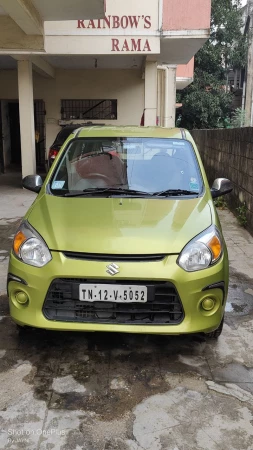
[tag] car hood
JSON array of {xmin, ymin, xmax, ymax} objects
[{"xmin": 27, "ymin": 194, "xmax": 212, "ymax": 254}]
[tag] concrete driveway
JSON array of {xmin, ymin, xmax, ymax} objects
[{"xmin": 0, "ymin": 173, "xmax": 253, "ymax": 450}]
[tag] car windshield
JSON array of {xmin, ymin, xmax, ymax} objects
[{"xmin": 49, "ymin": 137, "xmax": 203, "ymax": 196}]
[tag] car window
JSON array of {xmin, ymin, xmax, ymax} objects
[
  {"xmin": 53, "ymin": 127, "xmax": 78, "ymax": 145},
  {"xmin": 49, "ymin": 137, "xmax": 203, "ymax": 195}
]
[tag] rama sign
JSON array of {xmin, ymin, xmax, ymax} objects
[
  {"xmin": 77, "ymin": 15, "xmax": 153, "ymax": 52},
  {"xmin": 44, "ymin": 0, "xmax": 160, "ymax": 55}
]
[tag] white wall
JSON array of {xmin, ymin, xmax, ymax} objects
[{"xmin": 0, "ymin": 68, "xmax": 144, "ymax": 160}]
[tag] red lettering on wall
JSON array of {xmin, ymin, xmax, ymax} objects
[
  {"xmin": 112, "ymin": 39, "xmax": 120, "ymax": 51},
  {"xmin": 77, "ymin": 15, "xmax": 152, "ymax": 30},
  {"xmin": 77, "ymin": 20, "xmax": 85, "ymax": 28},
  {"xmin": 143, "ymin": 39, "xmax": 151, "ymax": 51},
  {"xmin": 131, "ymin": 39, "xmax": 141, "ymax": 52},
  {"xmin": 121, "ymin": 16, "xmax": 129, "ymax": 29},
  {"xmin": 103, "ymin": 16, "xmax": 111, "ymax": 28},
  {"xmin": 144, "ymin": 16, "xmax": 151, "ymax": 29},
  {"xmin": 122, "ymin": 39, "xmax": 130, "ymax": 51},
  {"xmin": 113, "ymin": 16, "xmax": 120, "ymax": 28},
  {"xmin": 128, "ymin": 16, "xmax": 141, "ymax": 28},
  {"xmin": 87, "ymin": 20, "xmax": 96, "ymax": 29},
  {"xmin": 111, "ymin": 38, "xmax": 152, "ymax": 52}
]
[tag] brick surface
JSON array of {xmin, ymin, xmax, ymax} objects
[{"xmin": 192, "ymin": 128, "xmax": 253, "ymax": 234}]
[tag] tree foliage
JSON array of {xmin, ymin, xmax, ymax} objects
[{"xmin": 177, "ymin": 0, "xmax": 248, "ymax": 129}]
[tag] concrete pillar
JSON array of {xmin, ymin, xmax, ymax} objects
[
  {"xmin": 144, "ymin": 61, "xmax": 157, "ymax": 126},
  {"xmin": 17, "ymin": 60, "xmax": 36, "ymax": 177},
  {"xmin": 164, "ymin": 66, "xmax": 176, "ymax": 128}
]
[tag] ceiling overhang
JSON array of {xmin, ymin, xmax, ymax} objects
[
  {"xmin": 33, "ymin": 0, "xmax": 106, "ymax": 21},
  {"xmin": 0, "ymin": 0, "xmax": 105, "ymax": 37}
]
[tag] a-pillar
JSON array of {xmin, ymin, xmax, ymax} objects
[
  {"xmin": 144, "ymin": 61, "xmax": 157, "ymax": 126},
  {"xmin": 17, "ymin": 59, "xmax": 36, "ymax": 178},
  {"xmin": 164, "ymin": 66, "xmax": 176, "ymax": 128}
]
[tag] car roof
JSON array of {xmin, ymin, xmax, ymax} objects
[{"xmin": 73, "ymin": 126, "xmax": 189, "ymax": 140}]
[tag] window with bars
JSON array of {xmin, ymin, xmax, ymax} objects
[{"xmin": 61, "ymin": 99, "xmax": 117, "ymax": 121}]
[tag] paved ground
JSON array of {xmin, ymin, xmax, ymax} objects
[{"xmin": 0, "ymin": 172, "xmax": 253, "ymax": 450}]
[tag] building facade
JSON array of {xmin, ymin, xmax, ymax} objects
[{"xmin": 0, "ymin": 0, "xmax": 211, "ymax": 177}]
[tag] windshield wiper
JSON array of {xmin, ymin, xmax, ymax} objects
[
  {"xmin": 64, "ymin": 187, "xmax": 151, "ymax": 197},
  {"xmin": 152, "ymin": 189, "xmax": 199, "ymax": 197}
]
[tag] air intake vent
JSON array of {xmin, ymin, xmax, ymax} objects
[{"xmin": 43, "ymin": 278, "xmax": 184, "ymax": 325}]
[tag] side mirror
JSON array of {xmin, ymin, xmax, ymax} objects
[
  {"xmin": 211, "ymin": 178, "xmax": 233, "ymax": 199},
  {"xmin": 22, "ymin": 175, "xmax": 43, "ymax": 193}
]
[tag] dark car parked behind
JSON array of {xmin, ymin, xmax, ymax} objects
[{"xmin": 47, "ymin": 123, "xmax": 104, "ymax": 168}]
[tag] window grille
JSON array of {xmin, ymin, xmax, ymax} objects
[{"xmin": 61, "ymin": 99, "xmax": 117, "ymax": 120}]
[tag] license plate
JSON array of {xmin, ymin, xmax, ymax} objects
[{"xmin": 79, "ymin": 284, "xmax": 147, "ymax": 303}]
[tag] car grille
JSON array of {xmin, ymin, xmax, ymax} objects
[
  {"xmin": 43, "ymin": 279, "xmax": 184, "ymax": 325},
  {"xmin": 62, "ymin": 252, "xmax": 167, "ymax": 262}
]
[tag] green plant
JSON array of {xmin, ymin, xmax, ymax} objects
[
  {"xmin": 230, "ymin": 108, "xmax": 249, "ymax": 128},
  {"xmin": 177, "ymin": 0, "xmax": 248, "ymax": 130},
  {"xmin": 236, "ymin": 202, "xmax": 247, "ymax": 227},
  {"xmin": 214, "ymin": 197, "xmax": 227, "ymax": 209}
]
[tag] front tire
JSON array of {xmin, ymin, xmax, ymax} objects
[{"xmin": 205, "ymin": 316, "xmax": 224, "ymax": 339}]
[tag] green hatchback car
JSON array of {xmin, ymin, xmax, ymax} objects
[{"xmin": 8, "ymin": 126, "xmax": 232, "ymax": 338}]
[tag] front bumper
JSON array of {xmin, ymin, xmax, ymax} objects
[{"xmin": 7, "ymin": 251, "xmax": 228, "ymax": 334}]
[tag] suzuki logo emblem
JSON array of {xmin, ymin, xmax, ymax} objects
[{"xmin": 106, "ymin": 263, "xmax": 120, "ymax": 276}]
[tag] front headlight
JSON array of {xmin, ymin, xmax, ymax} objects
[
  {"xmin": 13, "ymin": 221, "xmax": 52, "ymax": 267},
  {"xmin": 177, "ymin": 225, "xmax": 223, "ymax": 272}
]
